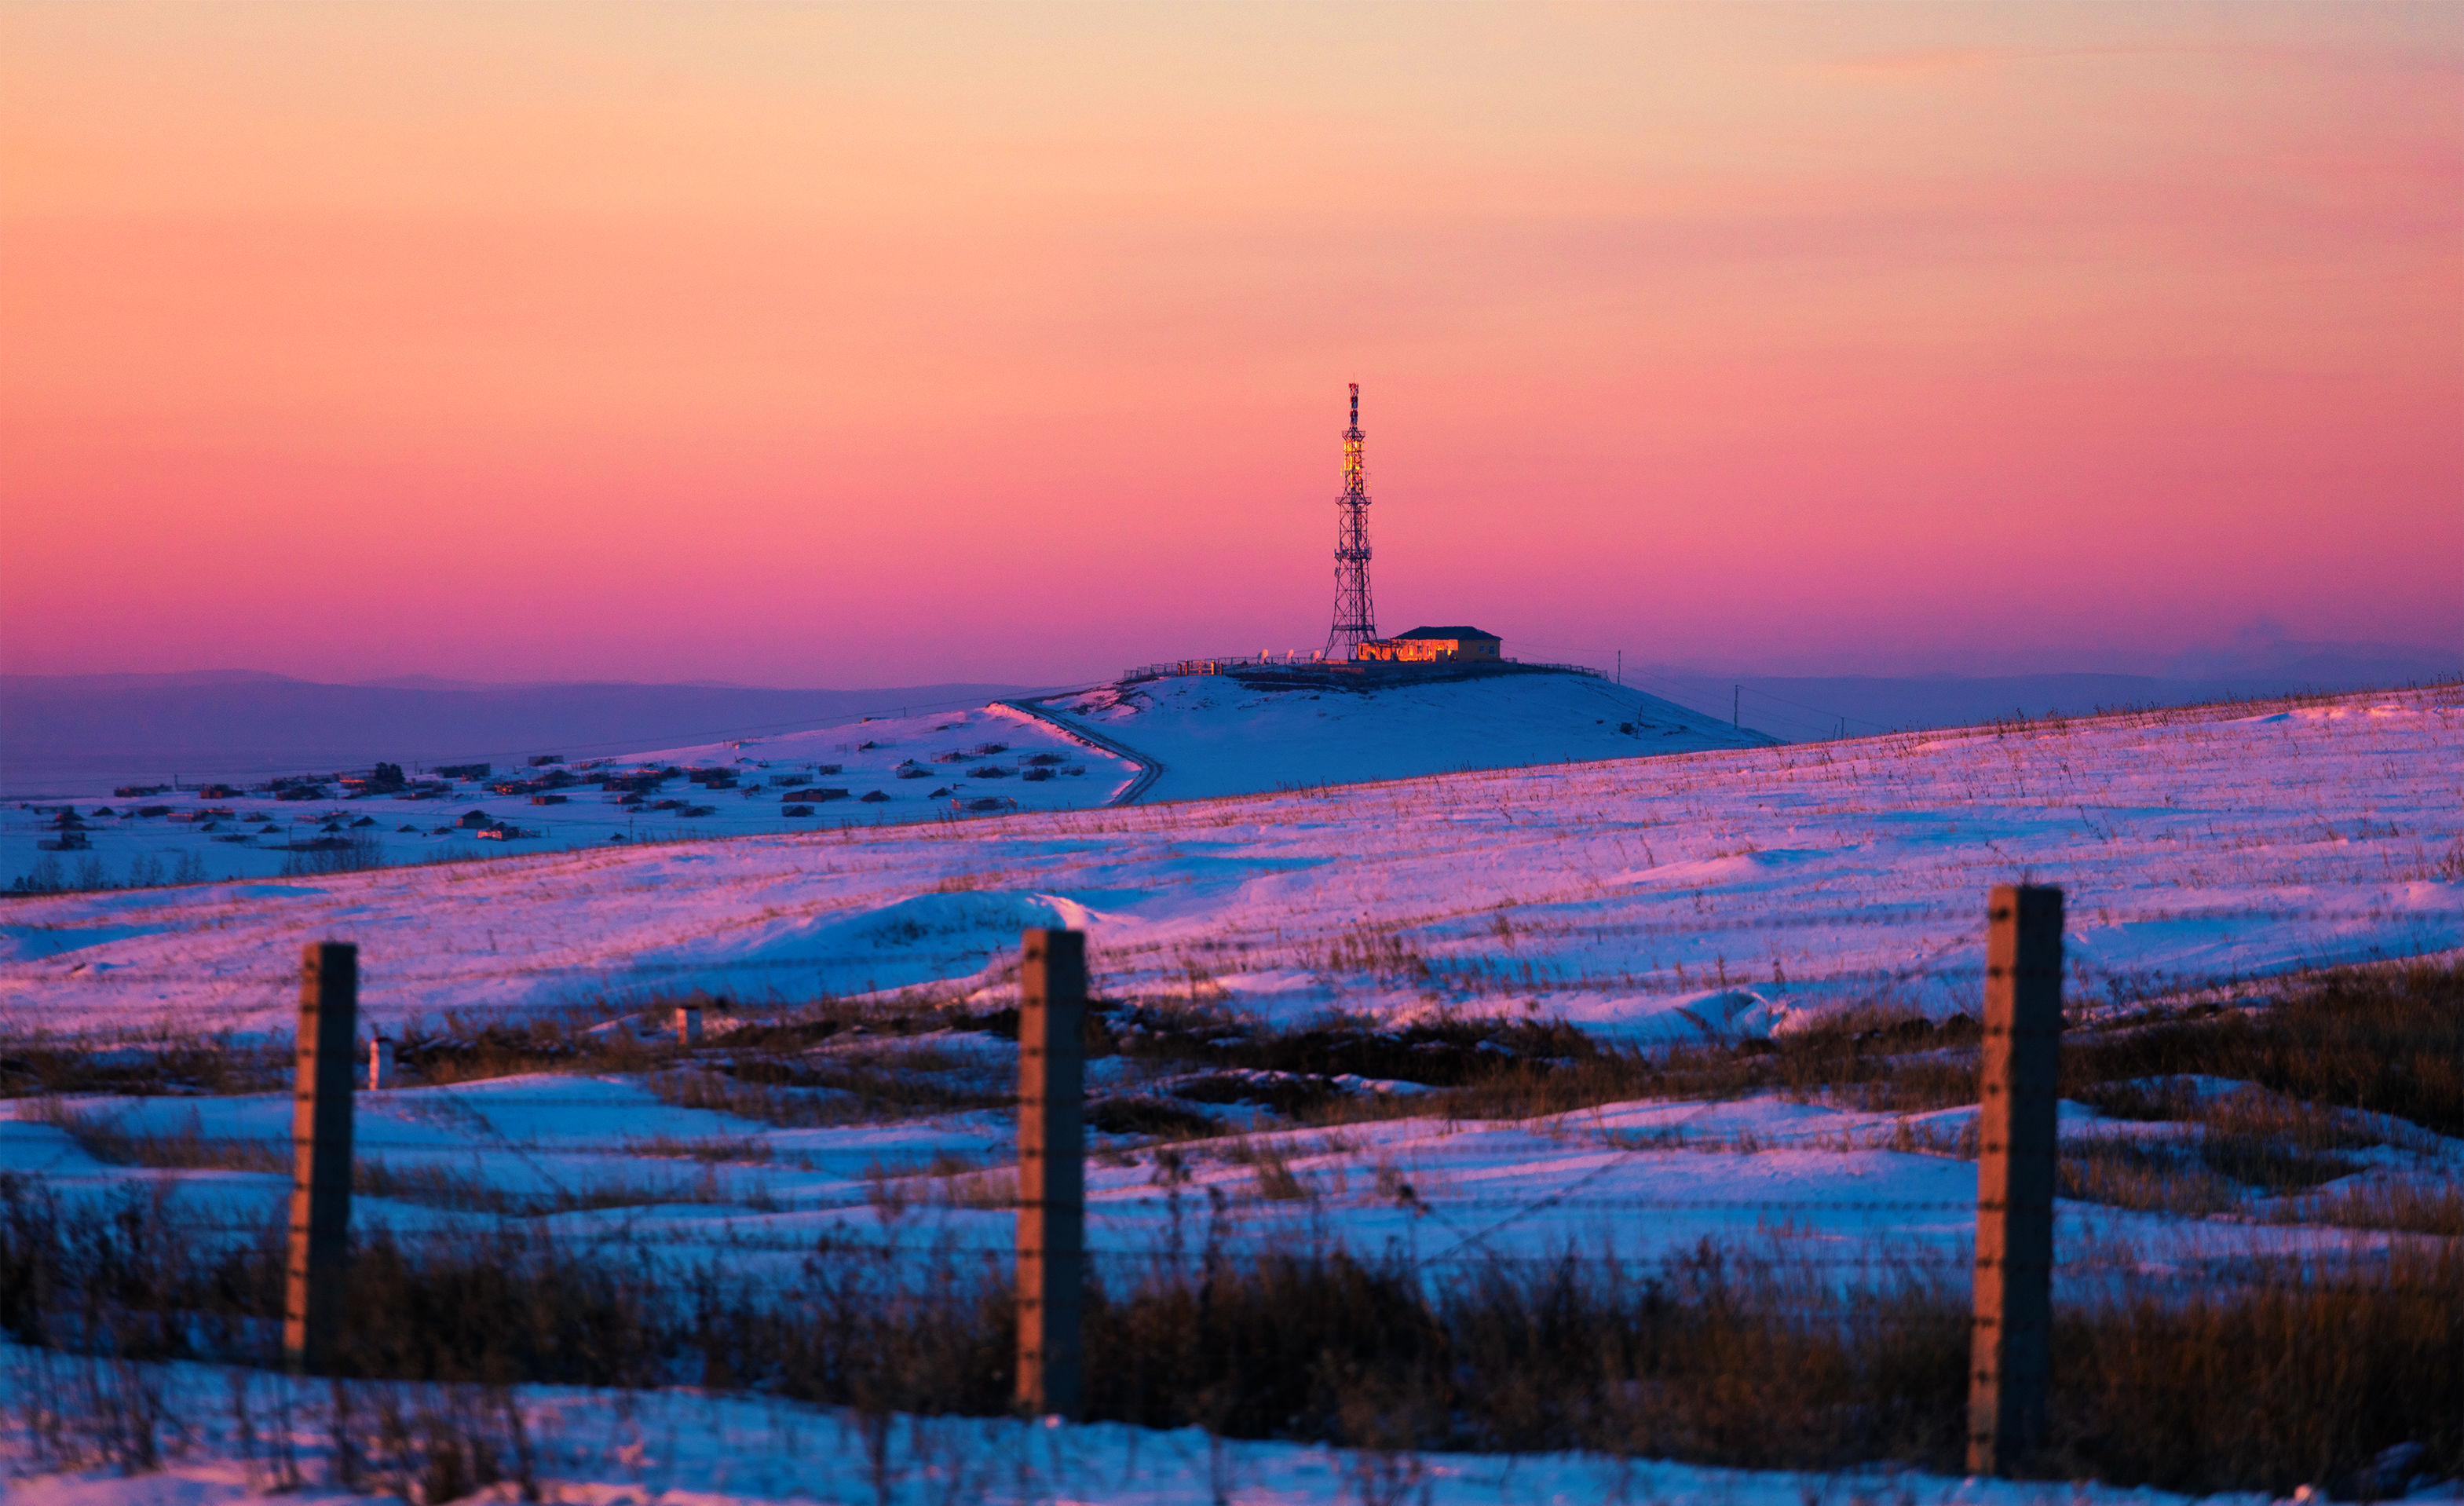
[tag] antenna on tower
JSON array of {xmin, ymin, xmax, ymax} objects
[{"xmin": 1325, "ymin": 382, "xmax": 1376, "ymax": 658}]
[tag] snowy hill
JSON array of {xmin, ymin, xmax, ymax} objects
[
  {"xmin": 2, "ymin": 667, "xmax": 1768, "ymax": 890},
  {"xmin": 3, "ymin": 686, "xmax": 2453, "ymax": 1038},
  {"xmin": 1028, "ymin": 667, "xmax": 1772, "ymax": 802}
]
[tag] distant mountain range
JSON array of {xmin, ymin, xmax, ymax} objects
[
  {"xmin": 1634, "ymin": 638, "xmax": 2459, "ymax": 742},
  {"xmin": 0, "ymin": 672, "xmax": 1040, "ymax": 795}
]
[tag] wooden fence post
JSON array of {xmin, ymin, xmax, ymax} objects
[
  {"xmin": 285, "ymin": 941, "xmax": 357, "ymax": 1376},
  {"xmin": 1014, "ymin": 928, "xmax": 1085, "ymax": 1419},
  {"xmin": 1969, "ymin": 885, "xmax": 2063, "ymax": 1475},
  {"xmin": 367, "ymin": 1034, "xmax": 394, "ymax": 1091},
  {"xmin": 676, "ymin": 1003, "xmax": 703, "ymax": 1047}
]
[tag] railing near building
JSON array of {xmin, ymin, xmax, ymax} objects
[
  {"xmin": 1506, "ymin": 659, "xmax": 1610, "ymax": 678},
  {"xmin": 1120, "ymin": 653, "xmax": 1606, "ymax": 685}
]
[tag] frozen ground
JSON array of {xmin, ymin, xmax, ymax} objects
[
  {"xmin": 5, "ymin": 1344, "xmax": 2357, "ymax": 1506},
  {"xmin": 0, "ymin": 686, "xmax": 2453, "ymax": 1039},
  {"xmin": 3, "ymin": 687, "xmax": 2457, "ymax": 1502},
  {"xmin": 4, "ymin": 684, "xmax": 2455, "ymax": 1275}
]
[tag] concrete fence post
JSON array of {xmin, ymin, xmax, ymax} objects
[
  {"xmin": 676, "ymin": 1004, "xmax": 703, "ymax": 1047},
  {"xmin": 1969, "ymin": 885, "xmax": 2064, "ymax": 1475},
  {"xmin": 285, "ymin": 941, "xmax": 358, "ymax": 1376},
  {"xmin": 367, "ymin": 1035, "xmax": 395, "ymax": 1091},
  {"xmin": 1014, "ymin": 928, "xmax": 1086, "ymax": 1419}
]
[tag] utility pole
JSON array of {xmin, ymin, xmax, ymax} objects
[{"xmin": 1733, "ymin": 684, "xmax": 1740, "ymax": 728}]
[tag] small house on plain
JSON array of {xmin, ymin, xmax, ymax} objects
[{"xmin": 1355, "ymin": 625, "xmax": 1503, "ymax": 663}]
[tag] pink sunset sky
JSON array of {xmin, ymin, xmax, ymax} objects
[{"xmin": 3, "ymin": 3, "xmax": 2458, "ymax": 688}]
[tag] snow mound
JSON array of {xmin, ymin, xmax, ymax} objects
[
  {"xmin": 0, "ymin": 923, "xmax": 172, "ymax": 963},
  {"xmin": 616, "ymin": 890, "xmax": 1110, "ymax": 1000},
  {"xmin": 1036, "ymin": 667, "xmax": 1772, "ymax": 802}
]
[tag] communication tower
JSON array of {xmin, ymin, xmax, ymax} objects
[{"xmin": 1324, "ymin": 382, "xmax": 1376, "ymax": 657}]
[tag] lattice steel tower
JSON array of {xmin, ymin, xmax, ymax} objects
[{"xmin": 1324, "ymin": 382, "xmax": 1376, "ymax": 657}]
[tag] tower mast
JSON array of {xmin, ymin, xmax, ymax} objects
[{"xmin": 1325, "ymin": 382, "xmax": 1376, "ymax": 657}]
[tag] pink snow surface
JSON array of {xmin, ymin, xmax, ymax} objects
[{"xmin": 0, "ymin": 689, "xmax": 2455, "ymax": 1039}]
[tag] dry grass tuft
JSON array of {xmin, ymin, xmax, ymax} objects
[{"xmin": 2067, "ymin": 961, "xmax": 2462, "ymax": 1136}]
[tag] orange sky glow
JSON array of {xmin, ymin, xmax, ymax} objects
[{"xmin": 3, "ymin": 2, "xmax": 2458, "ymax": 685}]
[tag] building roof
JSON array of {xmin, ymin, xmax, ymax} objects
[{"xmin": 1392, "ymin": 625, "xmax": 1501, "ymax": 641}]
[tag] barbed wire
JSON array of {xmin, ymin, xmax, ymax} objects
[
  {"xmin": 33, "ymin": 1158, "xmax": 2448, "ymax": 1228},
  {"xmin": 19, "ymin": 1212, "xmax": 2424, "ymax": 1290},
  {"xmin": 0, "ymin": 1128, "xmax": 1997, "ymax": 1167},
  {"xmin": 0, "ymin": 947, "xmax": 1024, "ymax": 988},
  {"xmin": 1, "ymin": 1142, "xmax": 1994, "ymax": 1211},
  {"xmin": 2, "ymin": 941, "xmax": 2430, "ymax": 996},
  {"xmin": 0, "ymin": 902, "xmax": 2439, "ymax": 994},
  {"xmin": 41, "ymin": 1205, "xmax": 2407, "ymax": 1252}
]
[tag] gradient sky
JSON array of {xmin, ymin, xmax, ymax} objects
[{"xmin": 4, "ymin": 2, "xmax": 2459, "ymax": 686}]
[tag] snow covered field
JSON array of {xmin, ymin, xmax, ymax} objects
[
  {"xmin": 0, "ymin": 1352, "xmax": 2338, "ymax": 1506},
  {"xmin": 11, "ymin": 1062, "xmax": 2438, "ymax": 1297},
  {"xmin": 3, "ymin": 684, "xmax": 2455, "ymax": 1283},
  {"xmin": 2, "ymin": 686, "xmax": 2453, "ymax": 1038},
  {"xmin": 3, "ymin": 685, "xmax": 2458, "ymax": 1501}
]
